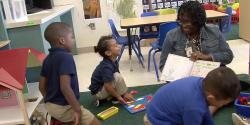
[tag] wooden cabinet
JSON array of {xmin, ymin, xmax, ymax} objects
[{"xmin": 239, "ymin": 0, "xmax": 250, "ymax": 42}]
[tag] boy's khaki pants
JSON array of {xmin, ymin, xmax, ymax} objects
[
  {"xmin": 95, "ymin": 72, "xmax": 128, "ymax": 100},
  {"xmin": 45, "ymin": 102, "xmax": 94, "ymax": 125},
  {"xmin": 144, "ymin": 114, "xmax": 153, "ymax": 125}
]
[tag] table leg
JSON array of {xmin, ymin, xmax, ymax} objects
[
  {"xmin": 219, "ymin": 18, "xmax": 223, "ymax": 32},
  {"xmin": 127, "ymin": 28, "xmax": 133, "ymax": 71}
]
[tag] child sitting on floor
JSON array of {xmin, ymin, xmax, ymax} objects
[{"xmin": 89, "ymin": 35, "xmax": 134, "ymax": 106}]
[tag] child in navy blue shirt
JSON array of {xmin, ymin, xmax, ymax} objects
[
  {"xmin": 89, "ymin": 35, "xmax": 134, "ymax": 105},
  {"xmin": 39, "ymin": 22, "xmax": 100, "ymax": 125},
  {"xmin": 144, "ymin": 67, "xmax": 241, "ymax": 125}
]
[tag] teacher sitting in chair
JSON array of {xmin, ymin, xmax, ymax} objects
[{"xmin": 159, "ymin": 1, "xmax": 233, "ymax": 72}]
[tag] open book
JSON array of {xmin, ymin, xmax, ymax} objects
[{"xmin": 160, "ymin": 54, "xmax": 220, "ymax": 81}]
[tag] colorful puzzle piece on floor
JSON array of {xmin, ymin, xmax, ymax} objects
[
  {"xmin": 123, "ymin": 94, "xmax": 153, "ymax": 114},
  {"xmin": 130, "ymin": 90, "xmax": 138, "ymax": 95}
]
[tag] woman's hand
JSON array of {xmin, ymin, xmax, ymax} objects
[{"xmin": 190, "ymin": 52, "xmax": 212, "ymax": 61}]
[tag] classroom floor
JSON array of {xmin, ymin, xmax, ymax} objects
[{"xmin": 74, "ymin": 39, "xmax": 250, "ymax": 92}]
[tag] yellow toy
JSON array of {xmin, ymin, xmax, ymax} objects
[
  {"xmin": 218, "ymin": 5, "xmax": 227, "ymax": 12},
  {"xmin": 97, "ymin": 106, "xmax": 119, "ymax": 120},
  {"xmin": 154, "ymin": 8, "xmax": 176, "ymax": 15},
  {"xmin": 232, "ymin": 3, "xmax": 239, "ymax": 10}
]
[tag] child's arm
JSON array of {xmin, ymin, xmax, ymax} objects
[
  {"xmin": 60, "ymin": 75, "xmax": 81, "ymax": 124},
  {"xmin": 104, "ymin": 83, "xmax": 127, "ymax": 104},
  {"xmin": 39, "ymin": 76, "xmax": 47, "ymax": 97}
]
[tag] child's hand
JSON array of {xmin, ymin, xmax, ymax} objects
[
  {"xmin": 209, "ymin": 106, "xmax": 219, "ymax": 115},
  {"xmin": 124, "ymin": 93, "xmax": 135, "ymax": 102},
  {"xmin": 117, "ymin": 96, "xmax": 127, "ymax": 104},
  {"xmin": 73, "ymin": 111, "xmax": 81, "ymax": 125}
]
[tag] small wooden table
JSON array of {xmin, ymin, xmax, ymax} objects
[{"xmin": 120, "ymin": 10, "xmax": 228, "ymax": 71}]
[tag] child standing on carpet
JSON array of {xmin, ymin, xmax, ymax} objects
[
  {"xmin": 89, "ymin": 35, "xmax": 134, "ymax": 106},
  {"xmin": 39, "ymin": 22, "xmax": 100, "ymax": 125}
]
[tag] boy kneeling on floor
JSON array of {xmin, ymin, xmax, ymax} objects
[
  {"xmin": 144, "ymin": 67, "xmax": 241, "ymax": 125},
  {"xmin": 39, "ymin": 22, "xmax": 100, "ymax": 125}
]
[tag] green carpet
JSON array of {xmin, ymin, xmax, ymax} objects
[{"xmin": 80, "ymin": 84, "xmax": 236, "ymax": 125}]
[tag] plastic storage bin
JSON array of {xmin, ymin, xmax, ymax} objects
[{"xmin": 235, "ymin": 92, "xmax": 250, "ymax": 118}]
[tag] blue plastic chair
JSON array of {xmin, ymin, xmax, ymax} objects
[
  {"xmin": 108, "ymin": 19, "xmax": 144, "ymax": 67},
  {"xmin": 138, "ymin": 12, "xmax": 159, "ymax": 60},
  {"xmin": 221, "ymin": 7, "xmax": 232, "ymax": 33},
  {"xmin": 139, "ymin": 12, "xmax": 159, "ymax": 39},
  {"xmin": 148, "ymin": 22, "xmax": 179, "ymax": 81}
]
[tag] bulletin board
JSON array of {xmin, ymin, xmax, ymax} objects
[
  {"xmin": 142, "ymin": 0, "xmax": 218, "ymax": 12},
  {"xmin": 83, "ymin": 0, "xmax": 102, "ymax": 19}
]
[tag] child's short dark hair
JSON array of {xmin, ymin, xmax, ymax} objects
[
  {"xmin": 44, "ymin": 22, "xmax": 71, "ymax": 44},
  {"xmin": 203, "ymin": 67, "xmax": 241, "ymax": 100},
  {"xmin": 94, "ymin": 35, "xmax": 114, "ymax": 58}
]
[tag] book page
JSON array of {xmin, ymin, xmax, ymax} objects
[
  {"xmin": 190, "ymin": 60, "xmax": 220, "ymax": 78},
  {"xmin": 160, "ymin": 54, "xmax": 194, "ymax": 81}
]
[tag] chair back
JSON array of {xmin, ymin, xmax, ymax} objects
[
  {"xmin": 139, "ymin": 12, "xmax": 159, "ymax": 37},
  {"xmin": 222, "ymin": 7, "xmax": 232, "ymax": 33},
  {"xmin": 141, "ymin": 11, "xmax": 158, "ymax": 17},
  {"xmin": 108, "ymin": 19, "xmax": 121, "ymax": 40},
  {"xmin": 158, "ymin": 22, "xmax": 179, "ymax": 48}
]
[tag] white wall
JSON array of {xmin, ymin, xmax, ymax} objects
[{"xmin": 53, "ymin": 0, "xmax": 143, "ymax": 48}]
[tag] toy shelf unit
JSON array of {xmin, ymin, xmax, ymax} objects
[
  {"xmin": 0, "ymin": 82, "xmax": 42, "ymax": 125},
  {"xmin": 0, "ymin": 48, "xmax": 45, "ymax": 125},
  {"xmin": 142, "ymin": 0, "xmax": 219, "ymax": 12}
]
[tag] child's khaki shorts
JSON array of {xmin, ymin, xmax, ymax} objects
[
  {"xmin": 144, "ymin": 114, "xmax": 153, "ymax": 125},
  {"xmin": 95, "ymin": 72, "xmax": 128, "ymax": 100},
  {"xmin": 45, "ymin": 102, "xmax": 94, "ymax": 125}
]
